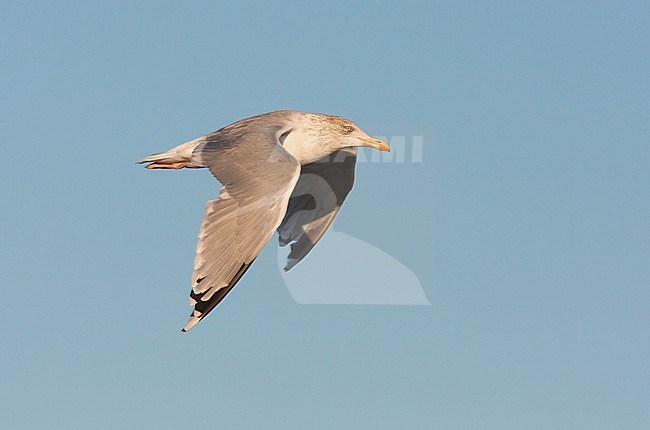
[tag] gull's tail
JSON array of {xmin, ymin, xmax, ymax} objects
[{"xmin": 136, "ymin": 137, "xmax": 205, "ymax": 169}]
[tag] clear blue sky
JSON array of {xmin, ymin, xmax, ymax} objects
[{"xmin": 1, "ymin": 1, "xmax": 648, "ymax": 428}]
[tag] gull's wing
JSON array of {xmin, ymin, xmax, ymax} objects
[
  {"xmin": 184, "ymin": 119, "xmax": 301, "ymax": 332},
  {"xmin": 277, "ymin": 147, "xmax": 357, "ymax": 271}
]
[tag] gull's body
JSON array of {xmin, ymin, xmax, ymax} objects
[{"xmin": 137, "ymin": 110, "xmax": 389, "ymax": 332}]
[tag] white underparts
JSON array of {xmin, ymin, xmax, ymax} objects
[{"xmin": 281, "ymin": 128, "xmax": 331, "ymax": 165}]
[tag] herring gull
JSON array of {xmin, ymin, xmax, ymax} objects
[{"xmin": 137, "ymin": 110, "xmax": 390, "ymax": 332}]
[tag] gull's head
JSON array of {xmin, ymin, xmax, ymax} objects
[{"xmin": 311, "ymin": 114, "xmax": 390, "ymax": 152}]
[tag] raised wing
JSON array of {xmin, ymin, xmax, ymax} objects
[
  {"xmin": 277, "ymin": 147, "xmax": 357, "ymax": 271},
  {"xmin": 184, "ymin": 119, "xmax": 301, "ymax": 331}
]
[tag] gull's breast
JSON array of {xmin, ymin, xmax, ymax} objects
[{"xmin": 281, "ymin": 128, "xmax": 332, "ymax": 165}]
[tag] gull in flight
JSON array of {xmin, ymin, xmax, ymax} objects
[{"xmin": 137, "ymin": 110, "xmax": 390, "ymax": 332}]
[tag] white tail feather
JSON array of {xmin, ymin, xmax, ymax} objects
[{"xmin": 136, "ymin": 136, "xmax": 205, "ymax": 166}]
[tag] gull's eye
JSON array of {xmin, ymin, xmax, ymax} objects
[{"xmin": 343, "ymin": 125, "xmax": 354, "ymax": 133}]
